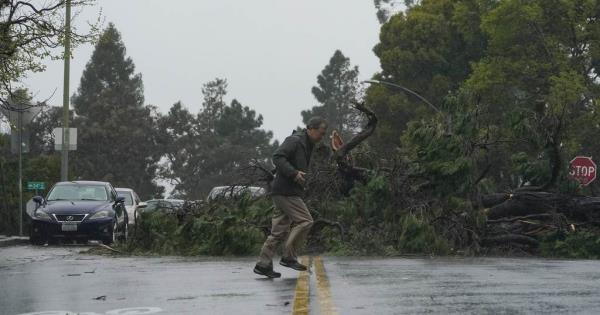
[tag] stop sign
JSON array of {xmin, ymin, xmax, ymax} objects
[{"xmin": 569, "ymin": 156, "xmax": 597, "ymax": 186}]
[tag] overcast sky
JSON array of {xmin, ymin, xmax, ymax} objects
[{"xmin": 21, "ymin": 0, "xmax": 383, "ymax": 141}]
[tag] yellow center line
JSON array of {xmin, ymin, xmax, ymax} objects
[
  {"xmin": 292, "ymin": 256, "xmax": 311, "ymax": 315},
  {"xmin": 314, "ymin": 256, "xmax": 338, "ymax": 315}
]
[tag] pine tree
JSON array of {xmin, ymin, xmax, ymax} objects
[
  {"xmin": 301, "ymin": 50, "xmax": 360, "ymax": 140},
  {"xmin": 159, "ymin": 82, "xmax": 276, "ymax": 199},
  {"xmin": 71, "ymin": 23, "xmax": 163, "ymax": 199},
  {"xmin": 199, "ymin": 78, "xmax": 228, "ymax": 133}
]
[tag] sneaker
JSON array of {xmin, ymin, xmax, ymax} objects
[
  {"xmin": 253, "ymin": 264, "xmax": 281, "ymax": 278},
  {"xmin": 279, "ymin": 257, "xmax": 308, "ymax": 271}
]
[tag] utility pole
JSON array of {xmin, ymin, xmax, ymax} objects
[
  {"xmin": 61, "ymin": 0, "xmax": 71, "ymax": 181},
  {"xmin": 17, "ymin": 104, "xmax": 22, "ymax": 236}
]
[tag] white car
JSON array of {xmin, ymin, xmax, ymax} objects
[
  {"xmin": 116, "ymin": 188, "xmax": 147, "ymax": 225},
  {"xmin": 207, "ymin": 186, "xmax": 266, "ymax": 202}
]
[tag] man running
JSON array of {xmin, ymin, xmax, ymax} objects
[{"xmin": 254, "ymin": 117, "xmax": 328, "ymax": 278}]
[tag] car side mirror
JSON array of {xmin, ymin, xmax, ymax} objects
[
  {"xmin": 138, "ymin": 202, "xmax": 147, "ymax": 209},
  {"xmin": 32, "ymin": 196, "xmax": 44, "ymax": 205}
]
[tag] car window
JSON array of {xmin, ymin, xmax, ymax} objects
[
  {"xmin": 47, "ymin": 185, "xmax": 108, "ymax": 201},
  {"xmin": 117, "ymin": 191, "xmax": 134, "ymax": 206}
]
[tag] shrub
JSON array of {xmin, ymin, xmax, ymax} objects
[
  {"xmin": 122, "ymin": 197, "xmax": 271, "ymax": 256},
  {"xmin": 541, "ymin": 229, "xmax": 600, "ymax": 259}
]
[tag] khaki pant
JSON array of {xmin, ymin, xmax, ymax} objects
[{"xmin": 257, "ymin": 195, "xmax": 314, "ymax": 267}]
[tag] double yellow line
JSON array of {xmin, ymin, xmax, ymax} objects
[
  {"xmin": 292, "ymin": 256, "xmax": 310, "ymax": 314},
  {"xmin": 292, "ymin": 256, "xmax": 338, "ymax": 315}
]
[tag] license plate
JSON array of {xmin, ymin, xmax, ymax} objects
[{"xmin": 61, "ymin": 223, "xmax": 78, "ymax": 232}]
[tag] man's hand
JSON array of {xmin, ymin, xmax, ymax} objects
[{"xmin": 294, "ymin": 171, "xmax": 306, "ymax": 185}]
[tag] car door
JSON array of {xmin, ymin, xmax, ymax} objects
[{"xmin": 109, "ymin": 185, "xmax": 126, "ymax": 226}]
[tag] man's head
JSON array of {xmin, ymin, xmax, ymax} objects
[{"xmin": 306, "ymin": 116, "xmax": 328, "ymax": 143}]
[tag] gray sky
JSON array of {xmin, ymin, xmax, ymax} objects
[{"xmin": 22, "ymin": 0, "xmax": 382, "ymax": 142}]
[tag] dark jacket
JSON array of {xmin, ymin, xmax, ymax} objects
[{"xmin": 270, "ymin": 130, "xmax": 314, "ymax": 196}]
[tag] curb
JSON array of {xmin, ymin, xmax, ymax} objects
[{"xmin": 0, "ymin": 236, "xmax": 29, "ymax": 247}]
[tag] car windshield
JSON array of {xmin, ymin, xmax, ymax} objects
[
  {"xmin": 47, "ymin": 184, "xmax": 108, "ymax": 201},
  {"xmin": 117, "ymin": 191, "xmax": 134, "ymax": 205}
]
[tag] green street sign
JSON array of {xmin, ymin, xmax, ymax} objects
[{"xmin": 27, "ymin": 182, "xmax": 46, "ymax": 190}]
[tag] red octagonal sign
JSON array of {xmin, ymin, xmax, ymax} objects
[{"xmin": 569, "ymin": 156, "xmax": 597, "ymax": 186}]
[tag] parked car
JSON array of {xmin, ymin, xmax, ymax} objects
[
  {"xmin": 207, "ymin": 185, "xmax": 266, "ymax": 202},
  {"xmin": 28, "ymin": 181, "xmax": 128, "ymax": 245},
  {"xmin": 116, "ymin": 188, "xmax": 147, "ymax": 225},
  {"xmin": 139, "ymin": 199, "xmax": 185, "ymax": 215}
]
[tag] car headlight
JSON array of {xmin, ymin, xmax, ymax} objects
[
  {"xmin": 34, "ymin": 210, "xmax": 51, "ymax": 221},
  {"xmin": 89, "ymin": 210, "xmax": 111, "ymax": 220}
]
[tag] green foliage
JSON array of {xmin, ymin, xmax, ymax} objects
[
  {"xmin": 0, "ymin": 137, "xmax": 61, "ymax": 235},
  {"xmin": 541, "ymin": 230, "xmax": 600, "ymax": 259},
  {"xmin": 397, "ymin": 214, "xmax": 449, "ymax": 254},
  {"xmin": 403, "ymin": 119, "xmax": 473, "ymax": 196},
  {"xmin": 367, "ymin": 0, "xmax": 490, "ymax": 153},
  {"xmin": 339, "ymin": 174, "xmax": 390, "ymax": 223},
  {"xmin": 123, "ymin": 197, "xmax": 272, "ymax": 256},
  {"xmin": 321, "ymin": 175, "xmax": 449, "ymax": 256},
  {"xmin": 369, "ymin": 0, "xmax": 600, "ymax": 196},
  {"xmin": 510, "ymin": 152, "xmax": 551, "ymax": 187},
  {"xmin": 463, "ymin": 0, "xmax": 600, "ymax": 191}
]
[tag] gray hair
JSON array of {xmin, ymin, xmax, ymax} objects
[{"xmin": 306, "ymin": 116, "xmax": 328, "ymax": 130}]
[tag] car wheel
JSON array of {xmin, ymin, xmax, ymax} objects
[
  {"xmin": 29, "ymin": 233, "xmax": 46, "ymax": 246},
  {"xmin": 102, "ymin": 219, "xmax": 117, "ymax": 245}
]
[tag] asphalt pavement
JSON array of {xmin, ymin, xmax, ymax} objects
[
  {"xmin": 1, "ymin": 246, "xmax": 600, "ymax": 314},
  {"xmin": 325, "ymin": 257, "xmax": 600, "ymax": 314}
]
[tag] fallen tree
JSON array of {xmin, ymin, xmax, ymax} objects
[{"xmin": 480, "ymin": 191, "xmax": 600, "ymax": 251}]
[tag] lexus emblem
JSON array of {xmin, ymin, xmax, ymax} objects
[{"xmin": 66, "ymin": 216, "xmax": 74, "ymax": 221}]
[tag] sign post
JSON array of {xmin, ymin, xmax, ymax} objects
[
  {"xmin": 0, "ymin": 100, "xmax": 43, "ymax": 236},
  {"xmin": 569, "ymin": 156, "xmax": 597, "ymax": 186}
]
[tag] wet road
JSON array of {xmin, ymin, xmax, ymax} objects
[
  {"xmin": 325, "ymin": 257, "xmax": 600, "ymax": 314},
  {"xmin": 1, "ymin": 246, "xmax": 600, "ymax": 314},
  {"xmin": 0, "ymin": 246, "xmax": 298, "ymax": 315}
]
